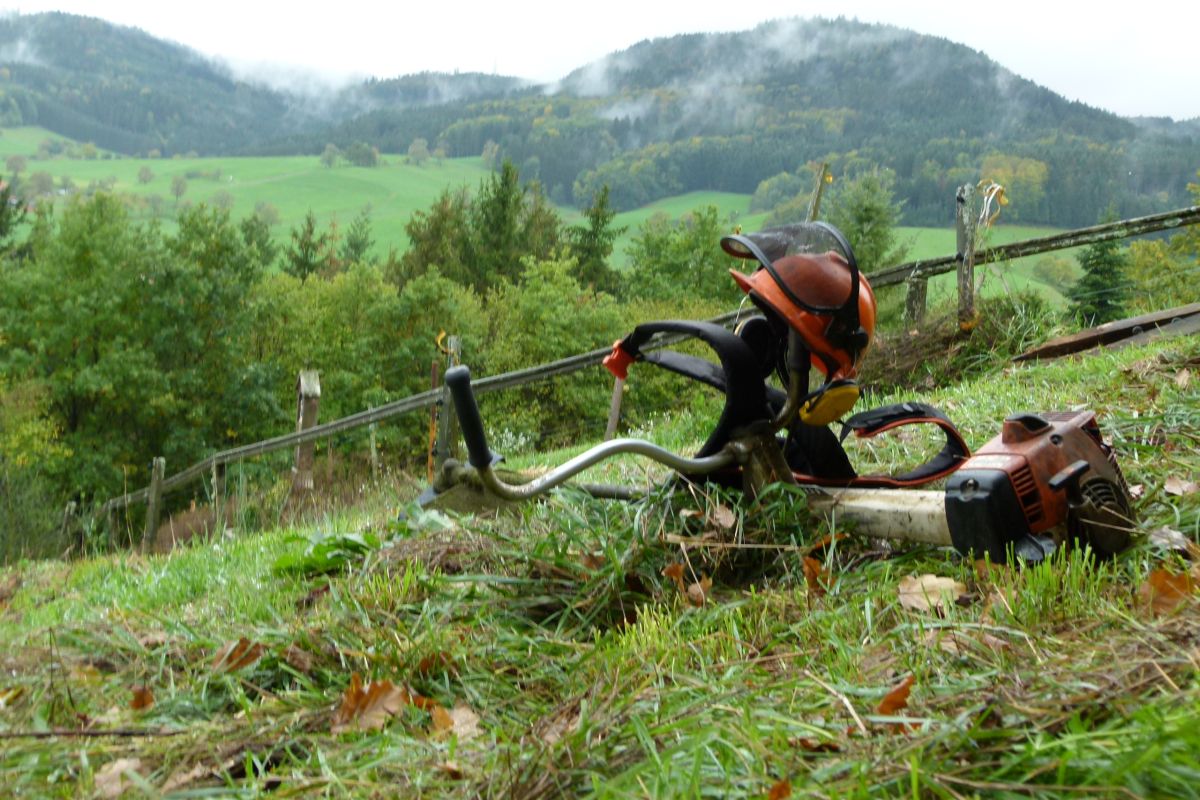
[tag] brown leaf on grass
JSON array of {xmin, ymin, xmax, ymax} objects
[
  {"xmin": 283, "ymin": 644, "xmax": 314, "ymax": 674},
  {"xmin": 1129, "ymin": 484, "xmax": 1146, "ymax": 500},
  {"xmin": 1165, "ymin": 477, "xmax": 1200, "ymax": 497},
  {"xmin": 710, "ymin": 505, "xmax": 736, "ymax": 531},
  {"xmin": 331, "ymin": 673, "xmax": 408, "ymax": 734},
  {"xmin": 0, "ymin": 686, "xmax": 24, "ymax": 709},
  {"xmin": 211, "ymin": 637, "xmax": 266, "ymax": 672},
  {"xmin": 95, "ymin": 758, "xmax": 145, "ymax": 799},
  {"xmin": 297, "ymin": 583, "xmax": 330, "ymax": 609},
  {"xmin": 1148, "ymin": 527, "xmax": 1200, "ymax": 560},
  {"xmin": 1176, "ymin": 368, "xmax": 1192, "ymax": 389},
  {"xmin": 0, "ymin": 574, "xmax": 22, "ymax": 606},
  {"xmin": 160, "ymin": 763, "xmax": 212, "ymax": 794},
  {"xmin": 802, "ymin": 557, "xmax": 826, "ymax": 596},
  {"xmin": 898, "ymin": 574, "xmax": 968, "ymax": 614},
  {"xmin": 579, "ymin": 553, "xmax": 605, "ymax": 571},
  {"xmin": 662, "ymin": 562, "xmax": 685, "ymax": 592},
  {"xmin": 806, "ymin": 532, "xmax": 849, "ymax": 556},
  {"xmin": 767, "ymin": 778, "xmax": 793, "ymax": 799},
  {"xmin": 431, "ymin": 703, "xmax": 481, "ymax": 741},
  {"xmin": 438, "ymin": 761, "xmax": 465, "ymax": 780},
  {"xmin": 416, "ymin": 651, "xmax": 454, "ymax": 676},
  {"xmin": 686, "ymin": 575, "xmax": 713, "ymax": 607},
  {"xmin": 792, "ymin": 736, "xmax": 841, "ymax": 753},
  {"xmin": 1138, "ymin": 569, "xmax": 1196, "ymax": 617},
  {"xmin": 130, "ymin": 685, "xmax": 155, "ymax": 711},
  {"xmin": 876, "ymin": 674, "xmax": 915, "ymax": 715}
]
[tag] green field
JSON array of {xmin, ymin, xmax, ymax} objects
[{"xmin": 2, "ymin": 126, "xmax": 1079, "ymax": 303}]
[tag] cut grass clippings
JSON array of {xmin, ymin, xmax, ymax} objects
[{"xmin": 0, "ymin": 333, "xmax": 1198, "ymax": 798}]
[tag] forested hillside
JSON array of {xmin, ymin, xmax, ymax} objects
[{"xmin": 0, "ymin": 13, "xmax": 1195, "ymax": 226}]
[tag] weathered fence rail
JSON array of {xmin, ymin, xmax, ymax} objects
[
  {"xmin": 97, "ymin": 310, "xmax": 744, "ymax": 519},
  {"xmin": 95, "ymin": 204, "xmax": 1200, "ymax": 535},
  {"xmin": 869, "ymin": 205, "xmax": 1200, "ymax": 289}
]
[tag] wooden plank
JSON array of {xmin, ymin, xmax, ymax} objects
[{"xmin": 1014, "ymin": 303, "xmax": 1200, "ymax": 361}]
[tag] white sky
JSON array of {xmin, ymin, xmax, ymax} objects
[{"xmin": 2, "ymin": 0, "xmax": 1197, "ymax": 120}]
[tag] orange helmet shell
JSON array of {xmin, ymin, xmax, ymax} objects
[{"xmin": 729, "ymin": 251, "xmax": 876, "ymax": 381}]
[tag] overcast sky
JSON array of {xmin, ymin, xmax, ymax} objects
[{"xmin": 2, "ymin": 0, "xmax": 1196, "ymax": 120}]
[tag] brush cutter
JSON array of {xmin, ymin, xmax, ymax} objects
[{"xmin": 437, "ymin": 222, "xmax": 1135, "ymax": 564}]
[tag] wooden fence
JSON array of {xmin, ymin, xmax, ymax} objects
[{"xmin": 90, "ymin": 202, "xmax": 1200, "ymax": 547}]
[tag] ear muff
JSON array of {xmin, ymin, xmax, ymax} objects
[{"xmin": 798, "ymin": 378, "xmax": 861, "ymax": 426}]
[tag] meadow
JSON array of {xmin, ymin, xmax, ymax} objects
[{"xmin": 0, "ymin": 127, "xmax": 1078, "ymax": 305}]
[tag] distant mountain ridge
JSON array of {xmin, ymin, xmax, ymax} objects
[{"xmin": 0, "ymin": 12, "xmax": 1195, "ymax": 226}]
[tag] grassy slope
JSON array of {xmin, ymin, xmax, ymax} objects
[{"xmin": 1, "ymin": 331, "xmax": 1198, "ymax": 798}]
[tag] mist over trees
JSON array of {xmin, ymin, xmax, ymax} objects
[{"xmin": 0, "ymin": 13, "xmax": 1194, "ymax": 227}]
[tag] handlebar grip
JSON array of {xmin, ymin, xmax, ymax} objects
[{"xmin": 444, "ymin": 365, "xmax": 496, "ymax": 470}]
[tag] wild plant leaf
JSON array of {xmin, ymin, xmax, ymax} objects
[
  {"xmin": 273, "ymin": 529, "xmax": 382, "ymax": 576},
  {"xmin": 662, "ymin": 562, "xmax": 685, "ymax": 592}
]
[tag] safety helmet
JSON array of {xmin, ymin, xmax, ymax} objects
[{"xmin": 722, "ymin": 222, "xmax": 877, "ymax": 424}]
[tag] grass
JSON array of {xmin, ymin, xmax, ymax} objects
[{"xmin": 1, "ymin": 312, "xmax": 1197, "ymax": 797}]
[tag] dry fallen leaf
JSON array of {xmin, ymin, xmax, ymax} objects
[
  {"xmin": 211, "ymin": 637, "xmax": 266, "ymax": 672},
  {"xmin": 417, "ymin": 651, "xmax": 454, "ymax": 676},
  {"xmin": 1165, "ymin": 477, "xmax": 1200, "ymax": 497},
  {"xmin": 438, "ymin": 761, "xmax": 465, "ymax": 780},
  {"xmin": 0, "ymin": 686, "xmax": 24, "ymax": 709},
  {"xmin": 160, "ymin": 762, "xmax": 212, "ymax": 794},
  {"xmin": 331, "ymin": 673, "xmax": 408, "ymax": 734},
  {"xmin": 767, "ymin": 778, "xmax": 792, "ymax": 799},
  {"xmin": 1176, "ymin": 368, "xmax": 1192, "ymax": 389},
  {"xmin": 579, "ymin": 553, "xmax": 605, "ymax": 571},
  {"xmin": 1138, "ymin": 569, "xmax": 1196, "ymax": 617},
  {"xmin": 686, "ymin": 575, "xmax": 713, "ymax": 607},
  {"xmin": 898, "ymin": 574, "xmax": 968, "ymax": 614},
  {"xmin": 710, "ymin": 505, "xmax": 736, "ymax": 531},
  {"xmin": 0, "ymin": 574, "xmax": 22, "ymax": 606},
  {"xmin": 876, "ymin": 674, "xmax": 915, "ymax": 715},
  {"xmin": 283, "ymin": 644, "xmax": 315, "ymax": 674},
  {"xmin": 792, "ymin": 736, "xmax": 841, "ymax": 753},
  {"xmin": 1148, "ymin": 527, "xmax": 1200, "ymax": 559},
  {"xmin": 1129, "ymin": 484, "xmax": 1146, "ymax": 500},
  {"xmin": 130, "ymin": 685, "xmax": 155, "ymax": 711},
  {"xmin": 95, "ymin": 758, "xmax": 144, "ymax": 799},
  {"xmin": 802, "ymin": 556, "xmax": 826, "ymax": 596},
  {"xmin": 806, "ymin": 532, "xmax": 849, "ymax": 556},
  {"xmin": 662, "ymin": 563, "xmax": 685, "ymax": 592},
  {"xmin": 431, "ymin": 702, "xmax": 481, "ymax": 741}
]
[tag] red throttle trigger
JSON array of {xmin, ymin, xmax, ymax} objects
[{"xmin": 603, "ymin": 340, "xmax": 635, "ymax": 380}]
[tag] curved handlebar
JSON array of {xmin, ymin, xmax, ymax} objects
[
  {"xmin": 444, "ymin": 365, "xmax": 495, "ymax": 470},
  {"xmin": 443, "ymin": 364, "xmax": 736, "ymax": 501}
]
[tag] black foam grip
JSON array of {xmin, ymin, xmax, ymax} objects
[{"xmin": 444, "ymin": 366, "xmax": 494, "ymax": 470}]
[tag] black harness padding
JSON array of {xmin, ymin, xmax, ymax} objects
[
  {"xmin": 835, "ymin": 402, "xmax": 970, "ymax": 487},
  {"xmin": 616, "ymin": 321, "xmax": 771, "ymax": 457},
  {"xmin": 616, "ymin": 320, "xmax": 971, "ymax": 488}
]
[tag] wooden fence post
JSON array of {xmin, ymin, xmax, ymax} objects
[
  {"xmin": 904, "ymin": 275, "xmax": 928, "ymax": 326},
  {"xmin": 212, "ymin": 462, "xmax": 227, "ymax": 536},
  {"xmin": 956, "ymin": 184, "xmax": 978, "ymax": 327},
  {"xmin": 604, "ymin": 377, "xmax": 625, "ymax": 440},
  {"xmin": 292, "ymin": 370, "xmax": 321, "ymax": 492},
  {"xmin": 143, "ymin": 457, "xmax": 165, "ymax": 548},
  {"xmin": 434, "ymin": 336, "xmax": 462, "ymax": 469},
  {"xmin": 806, "ymin": 162, "xmax": 831, "ymax": 222},
  {"xmin": 60, "ymin": 501, "xmax": 78, "ymax": 557},
  {"xmin": 368, "ymin": 411, "xmax": 379, "ymax": 482}
]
